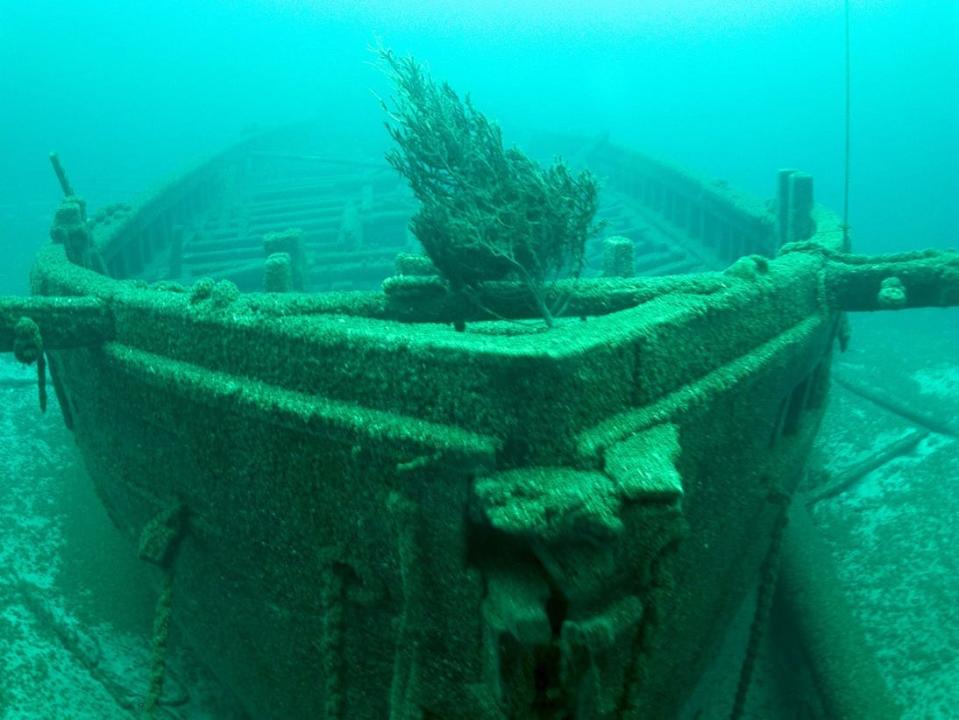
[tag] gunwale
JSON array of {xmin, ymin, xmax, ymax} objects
[{"xmin": 29, "ymin": 128, "xmax": 853, "ymax": 718}]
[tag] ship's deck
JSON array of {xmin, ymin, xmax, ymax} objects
[{"xmin": 89, "ymin": 128, "xmax": 781, "ymax": 297}]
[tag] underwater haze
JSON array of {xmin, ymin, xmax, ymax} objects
[
  {"xmin": 1, "ymin": 0, "xmax": 957, "ymax": 292},
  {"xmin": 1, "ymin": 2, "xmax": 959, "ymax": 719}
]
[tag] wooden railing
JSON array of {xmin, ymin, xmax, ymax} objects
[
  {"xmin": 95, "ymin": 124, "xmax": 320, "ymax": 280},
  {"xmin": 587, "ymin": 141, "xmax": 782, "ymax": 265},
  {"xmin": 92, "ymin": 128, "xmax": 819, "ymax": 285}
]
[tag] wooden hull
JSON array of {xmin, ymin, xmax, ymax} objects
[{"xmin": 33, "ymin": 131, "xmax": 844, "ymax": 718}]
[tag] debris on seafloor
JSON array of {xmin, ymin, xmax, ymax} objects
[{"xmin": 0, "ymin": 357, "xmax": 246, "ymax": 720}]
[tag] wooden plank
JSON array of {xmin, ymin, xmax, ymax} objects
[{"xmin": 0, "ymin": 296, "xmax": 114, "ymax": 352}]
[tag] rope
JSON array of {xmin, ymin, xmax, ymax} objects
[
  {"xmin": 137, "ymin": 504, "xmax": 188, "ymax": 719},
  {"xmin": 142, "ymin": 571, "xmax": 174, "ymax": 720},
  {"xmin": 842, "ymin": 0, "xmax": 852, "ymax": 247},
  {"xmin": 728, "ymin": 491, "xmax": 792, "ymax": 720}
]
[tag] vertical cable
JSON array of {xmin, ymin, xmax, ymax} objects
[{"xmin": 843, "ymin": 0, "xmax": 852, "ymax": 246}]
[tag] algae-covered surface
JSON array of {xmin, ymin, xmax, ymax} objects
[
  {"xmin": 676, "ymin": 309, "xmax": 959, "ymax": 719},
  {"xmin": 0, "ymin": 358, "xmax": 245, "ymax": 719},
  {"xmin": 2, "ymin": 309, "xmax": 956, "ymax": 718},
  {"xmin": 811, "ymin": 309, "xmax": 959, "ymax": 718}
]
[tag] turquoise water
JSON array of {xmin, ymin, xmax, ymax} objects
[
  {"xmin": 1, "ymin": 1, "xmax": 956, "ymax": 292},
  {"xmin": 0, "ymin": 2, "xmax": 957, "ymax": 718}
]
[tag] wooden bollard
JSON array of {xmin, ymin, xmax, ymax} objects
[
  {"xmin": 264, "ymin": 252, "xmax": 293, "ymax": 293},
  {"xmin": 776, "ymin": 169, "xmax": 795, "ymax": 246},
  {"xmin": 787, "ymin": 172, "xmax": 815, "ymax": 242},
  {"xmin": 263, "ymin": 229, "xmax": 304, "ymax": 291},
  {"xmin": 777, "ymin": 169, "xmax": 815, "ymax": 244},
  {"xmin": 602, "ymin": 236, "xmax": 635, "ymax": 278}
]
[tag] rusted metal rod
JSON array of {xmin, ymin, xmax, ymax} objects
[
  {"xmin": 835, "ymin": 375, "xmax": 958, "ymax": 438},
  {"xmin": 49, "ymin": 152, "xmax": 75, "ymax": 197},
  {"xmin": 805, "ymin": 428, "xmax": 930, "ymax": 507}
]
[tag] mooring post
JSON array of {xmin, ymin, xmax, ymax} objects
[
  {"xmin": 602, "ymin": 236, "xmax": 635, "ymax": 278},
  {"xmin": 787, "ymin": 173, "xmax": 815, "ymax": 242},
  {"xmin": 264, "ymin": 252, "xmax": 293, "ymax": 293},
  {"xmin": 263, "ymin": 229, "xmax": 305, "ymax": 291},
  {"xmin": 778, "ymin": 170, "xmax": 815, "ymax": 244}
]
